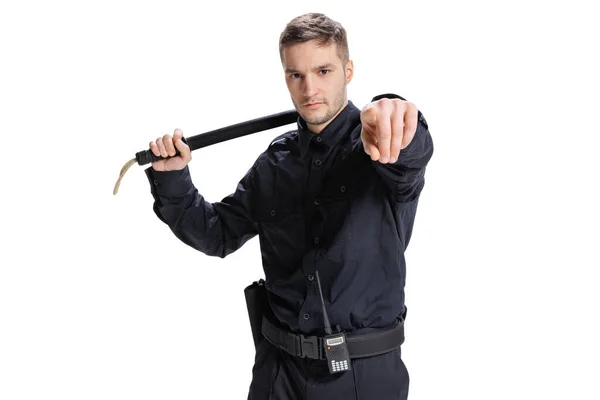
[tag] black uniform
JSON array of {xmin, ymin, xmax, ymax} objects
[{"xmin": 145, "ymin": 94, "xmax": 434, "ymax": 399}]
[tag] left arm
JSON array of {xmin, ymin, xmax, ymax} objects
[{"xmin": 361, "ymin": 93, "xmax": 434, "ymax": 202}]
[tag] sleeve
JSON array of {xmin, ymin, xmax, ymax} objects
[
  {"xmin": 144, "ymin": 162, "xmax": 259, "ymax": 258},
  {"xmin": 366, "ymin": 93, "xmax": 435, "ymax": 203}
]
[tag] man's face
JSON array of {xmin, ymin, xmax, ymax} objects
[{"xmin": 282, "ymin": 40, "xmax": 354, "ymax": 133}]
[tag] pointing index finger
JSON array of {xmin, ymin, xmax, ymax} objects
[
  {"xmin": 390, "ymin": 103, "xmax": 405, "ymax": 162},
  {"xmin": 402, "ymin": 104, "xmax": 418, "ymax": 149},
  {"xmin": 376, "ymin": 102, "xmax": 392, "ymax": 163}
]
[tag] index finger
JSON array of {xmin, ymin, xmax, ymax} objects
[
  {"xmin": 389, "ymin": 104, "xmax": 405, "ymax": 162},
  {"xmin": 402, "ymin": 104, "xmax": 418, "ymax": 149},
  {"xmin": 376, "ymin": 103, "xmax": 392, "ymax": 163},
  {"xmin": 173, "ymin": 128, "xmax": 184, "ymax": 141},
  {"xmin": 174, "ymin": 134, "xmax": 191, "ymax": 161}
]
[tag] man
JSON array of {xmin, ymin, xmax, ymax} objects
[{"xmin": 146, "ymin": 12, "xmax": 433, "ymax": 400}]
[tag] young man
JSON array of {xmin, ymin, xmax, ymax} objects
[{"xmin": 146, "ymin": 12, "xmax": 433, "ymax": 400}]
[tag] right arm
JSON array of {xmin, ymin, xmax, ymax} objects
[{"xmin": 145, "ymin": 130, "xmax": 259, "ymax": 258}]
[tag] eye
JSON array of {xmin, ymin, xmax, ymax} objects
[
  {"xmin": 290, "ymin": 73, "xmax": 301, "ymax": 79},
  {"xmin": 320, "ymin": 69, "xmax": 330, "ymax": 75}
]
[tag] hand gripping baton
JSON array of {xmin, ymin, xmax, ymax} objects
[{"xmin": 113, "ymin": 109, "xmax": 298, "ymax": 195}]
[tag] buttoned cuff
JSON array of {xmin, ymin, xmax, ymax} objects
[{"xmin": 145, "ymin": 165, "xmax": 194, "ymax": 198}]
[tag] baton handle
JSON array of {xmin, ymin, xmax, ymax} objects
[
  {"xmin": 135, "ymin": 109, "xmax": 298, "ymax": 166},
  {"xmin": 135, "ymin": 138, "xmax": 188, "ymax": 166}
]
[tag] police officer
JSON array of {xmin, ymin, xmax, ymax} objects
[{"xmin": 146, "ymin": 12, "xmax": 434, "ymax": 400}]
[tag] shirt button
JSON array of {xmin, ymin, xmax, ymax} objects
[
  {"xmin": 314, "ymin": 159, "xmax": 322, "ymax": 166},
  {"xmin": 308, "ymin": 274, "xmax": 314, "ymax": 281},
  {"xmin": 153, "ymin": 180, "xmax": 159, "ymax": 185},
  {"xmin": 314, "ymin": 237, "xmax": 320, "ymax": 244},
  {"xmin": 270, "ymin": 209, "xmax": 276, "ymax": 216},
  {"xmin": 340, "ymin": 186, "xmax": 346, "ymax": 193},
  {"xmin": 342, "ymin": 154, "xmax": 347, "ymax": 160},
  {"xmin": 316, "ymin": 136, "xmax": 322, "ymax": 142},
  {"xmin": 314, "ymin": 199, "xmax": 320, "ymax": 206},
  {"xmin": 303, "ymin": 313, "xmax": 310, "ymax": 320}
]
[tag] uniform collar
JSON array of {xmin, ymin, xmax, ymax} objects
[{"xmin": 297, "ymin": 100, "xmax": 361, "ymax": 158}]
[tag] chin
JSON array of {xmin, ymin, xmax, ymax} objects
[{"xmin": 295, "ymin": 103, "xmax": 328, "ymax": 124}]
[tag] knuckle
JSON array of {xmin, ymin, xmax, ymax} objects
[
  {"xmin": 393, "ymin": 99, "xmax": 407, "ymax": 111},
  {"xmin": 380, "ymin": 98, "xmax": 396, "ymax": 109}
]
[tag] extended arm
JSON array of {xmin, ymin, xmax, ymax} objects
[{"xmin": 362, "ymin": 93, "xmax": 434, "ymax": 202}]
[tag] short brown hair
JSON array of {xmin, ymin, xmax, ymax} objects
[{"xmin": 279, "ymin": 13, "xmax": 349, "ymax": 66}]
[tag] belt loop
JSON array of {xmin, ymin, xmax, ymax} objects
[
  {"xmin": 291, "ymin": 334, "xmax": 301, "ymax": 357},
  {"xmin": 293, "ymin": 335, "xmax": 303, "ymax": 357},
  {"xmin": 281, "ymin": 331, "xmax": 294, "ymax": 354}
]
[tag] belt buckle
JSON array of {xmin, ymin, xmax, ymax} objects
[{"xmin": 297, "ymin": 334, "xmax": 321, "ymax": 359}]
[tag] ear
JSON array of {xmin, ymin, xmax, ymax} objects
[{"xmin": 345, "ymin": 60, "xmax": 354, "ymax": 84}]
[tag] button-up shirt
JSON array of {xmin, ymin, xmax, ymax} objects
[{"xmin": 145, "ymin": 95, "xmax": 434, "ymax": 336}]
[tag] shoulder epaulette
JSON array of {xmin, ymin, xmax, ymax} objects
[{"xmin": 269, "ymin": 130, "xmax": 297, "ymax": 147}]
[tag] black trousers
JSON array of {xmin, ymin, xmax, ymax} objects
[{"xmin": 247, "ymin": 339, "xmax": 410, "ymax": 399}]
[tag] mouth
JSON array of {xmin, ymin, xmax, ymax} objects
[{"xmin": 304, "ymin": 102, "xmax": 324, "ymax": 109}]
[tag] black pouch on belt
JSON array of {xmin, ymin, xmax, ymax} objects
[{"xmin": 244, "ymin": 278, "xmax": 268, "ymax": 350}]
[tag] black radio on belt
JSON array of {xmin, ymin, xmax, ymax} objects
[
  {"xmin": 315, "ymin": 271, "xmax": 351, "ymax": 373},
  {"xmin": 324, "ymin": 332, "xmax": 351, "ymax": 373}
]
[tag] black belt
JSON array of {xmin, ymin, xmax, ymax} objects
[{"xmin": 261, "ymin": 310, "xmax": 406, "ymax": 360}]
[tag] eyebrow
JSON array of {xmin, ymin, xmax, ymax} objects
[{"xmin": 285, "ymin": 63, "xmax": 336, "ymax": 74}]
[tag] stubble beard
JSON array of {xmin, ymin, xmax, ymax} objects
[{"xmin": 295, "ymin": 84, "xmax": 347, "ymax": 127}]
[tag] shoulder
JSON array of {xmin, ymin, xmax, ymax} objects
[
  {"xmin": 247, "ymin": 129, "xmax": 298, "ymax": 175},
  {"xmin": 264, "ymin": 129, "xmax": 300, "ymax": 159},
  {"xmin": 268, "ymin": 129, "xmax": 298, "ymax": 149}
]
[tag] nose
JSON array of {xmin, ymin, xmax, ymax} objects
[{"xmin": 303, "ymin": 74, "xmax": 318, "ymax": 98}]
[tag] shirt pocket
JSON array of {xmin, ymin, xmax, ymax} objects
[{"xmin": 257, "ymin": 197, "xmax": 306, "ymax": 268}]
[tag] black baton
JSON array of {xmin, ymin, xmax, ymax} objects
[
  {"xmin": 136, "ymin": 109, "xmax": 298, "ymax": 165},
  {"xmin": 114, "ymin": 108, "xmax": 298, "ymax": 195}
]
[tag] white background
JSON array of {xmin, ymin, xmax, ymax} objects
[{"xmin": 1, "ymin": 0, "xmax": 599, "ymax": 399}]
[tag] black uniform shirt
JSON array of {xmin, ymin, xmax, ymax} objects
[{"xmin": 145, "ymin": 95, "xmax": 434, "ymax": 336}]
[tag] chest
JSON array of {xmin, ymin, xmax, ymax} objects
[{"xmin": 255, "ymin": 141, "xmax": 385, "ymax": 224}]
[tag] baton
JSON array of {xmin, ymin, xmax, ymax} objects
[{"xmin": 113, "ymin": 109, "xmax": 299, "ymax": 195}]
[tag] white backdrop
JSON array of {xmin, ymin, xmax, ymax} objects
[{"xmin": 1, "ymin": 0, "xmax": 599, "ymax": 399}]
